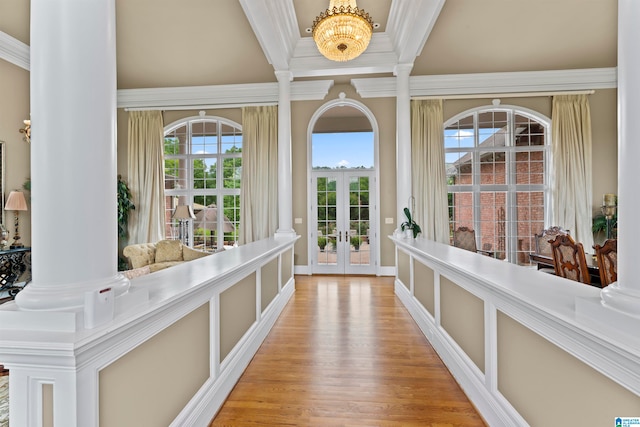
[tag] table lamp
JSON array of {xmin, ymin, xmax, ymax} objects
[
  {"xmin": 4, "ymin": 190, "xmax": 28, "ymax": 249},
  {"xmin": 172, "ymin": 205, "xmax": 195, "ymax": 246}
]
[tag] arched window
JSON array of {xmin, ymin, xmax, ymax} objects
[
  {"xmin": 445, "ymin": 107, "xmax": 550, "ymax": 264},
  {"xmin": 164, "ymin": 115, "xmax": 242, "ymax": 252}
]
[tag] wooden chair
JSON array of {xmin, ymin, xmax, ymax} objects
[
  {"xmin": 453, "ymin": 227, "xmax": 493, "ymax": 257},
  {"xmin": 533, "ymin": 226, "xmax": 570, "ymax": 274},
  {"xmin": 549, "ymin": 234, "xmax": 591, "ymax": 285},
  {"xmin": 593, "ymin": 239, "xmax": 617, "ymax": 287},
  {"xmin": 534, "ymin": 226, "xmax": 569, "ymax": 257}
]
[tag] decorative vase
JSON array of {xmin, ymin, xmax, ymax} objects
[{"xmin": 404, "ymin": 229, "xmax": 413, "ymax": 239}]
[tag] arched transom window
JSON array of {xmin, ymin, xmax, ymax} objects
[
  {"xmin": 445, "ymin": 107, "xmax": 550, "ymax": 264},
  {"xmin": 164, "ymin": 116, "xmax": 242, "ymax": 252}
]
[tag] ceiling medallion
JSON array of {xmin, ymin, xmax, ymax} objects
[{"xmin": 312, "ymin": 0, "xmax": 374, "ymax": 62}]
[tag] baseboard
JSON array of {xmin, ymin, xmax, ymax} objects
[
  {"xmin": 171, "ymin": 278, "xmax": 296, "ymax": 426},
  {"xmin": 394, "ymin": 280, "xmax": 526, "ymax": 427},
  {"xmin": 294, "ymin": 265, "xmax": 311, "ymax": 275}
]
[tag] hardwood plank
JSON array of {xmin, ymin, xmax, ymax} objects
[{"xmin": 210, "ymin": 275, "xmax": 486, "ymax": 426}]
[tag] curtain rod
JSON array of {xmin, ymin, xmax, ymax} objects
[
  {"xmin": 123, "ymin": 101, "xmax": 278, "ymax": 111},
  {"xmin": 412, "ymin": 89, "xmax": 596, "ymax": 101}
]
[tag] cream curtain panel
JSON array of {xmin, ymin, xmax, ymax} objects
[
  {"xmin": 127, "ymin": 110, "xmax": 166, "ymax": 244},
  {"xmin": 411, "ymin": 99, "xmax": 450, "ymax": 243},
  {"xmin": 239, "ymin": 106, "xmax": 278, "ymax": 244},
  {"xmin": 551, "ymin": 94, "xmax": 594, "ymax": 250}
]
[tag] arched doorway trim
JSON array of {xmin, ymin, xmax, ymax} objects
[{"xmin": 306, "ymin": 93, "xmax": 381, "ymax": 274}]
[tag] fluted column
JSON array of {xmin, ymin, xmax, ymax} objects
[
  {"xmin": 395, "ymin": 64, "xmax": 413, "ymax": 227},
  {"xmin": 275, "ymin": 70, "xmax": 296, "ymax": 238},
  {"xmin": 600, "ymin": 0, "xmax": 640, "ymax": 315},
  {"xmin": 15, "ymin": 0, "xmax": 129, "ymax": 311}
]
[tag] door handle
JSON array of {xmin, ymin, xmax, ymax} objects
[{"xmin": 339, "ymin": 231, "xmax": 342, "ymax": 242}]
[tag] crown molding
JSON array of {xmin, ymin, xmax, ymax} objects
[
  {"xmin": 117, "ymin": 80, "xmax": 334, "ymax": 110},
  {"xmin": 351, "ymin": 67, "xmax": 618, "ymax": 98},
  {"xmin": 290, "ymin": 34, "xmax": 398, "ymax": 78},
  {"xmin": 0, "ymin": 31, "xmax": 30, "ymax": 70}
]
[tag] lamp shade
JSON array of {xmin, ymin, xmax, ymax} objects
[
  {"xmin": 5, "ymin": 191, "xmax": 28, "ymax": 211},
  {"xmin": 172, "ymin": 205, "xmax": 195, "ymax": 220}
]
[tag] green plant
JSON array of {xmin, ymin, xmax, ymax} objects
[
  {"xmin": 318, "ymin": 236, "xmax": 327, "ymax": 251},
  {"xmin": 350, "ymin": 235, "xmax": 362, "ymax": 250},
  {"xmin": 117, "ymin": 175, "xmax": 135, "ymax": 238},
  {"xmin": 117, "ymin": 176, "xmax": 135, "ymax": 271},
  {"xmin": 400, "ymin": 207, "xmax": 421, "ymax": 238}
]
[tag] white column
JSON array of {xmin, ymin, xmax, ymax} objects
[
  {"xmin": 600, "ymin": 0, "xmax": 640, "ymax": 315},
  {"xmin": 395, "ymin": 64, "xmax": 413, "ymax": 226},
  {"xmin": 15, "ymin": 0, "xmax": 129, "ymax": 311},
  {"xmin": 275, "ymin": 70, "xmax": 296, "ymax": 238}
]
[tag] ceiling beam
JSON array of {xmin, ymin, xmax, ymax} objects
[{"xmin": 0, "ymin": 31, "xmax": 30, "ymax": 70}]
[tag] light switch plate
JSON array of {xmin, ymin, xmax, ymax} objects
[
  {"xmin": 294, "ymin": 217, "xmax": 303, "ymax": 224},
  {"xmin": 385, "ymin": 217, "xmax": 394, "ymax": 224}
]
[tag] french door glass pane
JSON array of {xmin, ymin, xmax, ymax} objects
[
  {"xmin": 348, "ymin": 176, "xmax": 370, "ymax": 267},
  {"xmin": 317, "ymin": 177, "xmax": 337, "ymax": 266}
]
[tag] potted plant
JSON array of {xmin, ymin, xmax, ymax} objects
[
  {"xmin": 350, "ymin": 235, "xmax": 362, "ymax": 251},
  {"xmin": 318, "ymin": 236, "xmax": 327, "ymax": 252},
  {"xmin": 401, "ymin": 207, "xmax": 421, "ymax": 238},
  {"xmin": 117, "ymin": 175, "xmax": 135, "ymax": 271}
]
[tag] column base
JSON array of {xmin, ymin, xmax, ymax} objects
[
  {"xmin": 14, "ymin": 273, "xmax": 131, "ymax": 311},
  {"xmin": 1, "ymin": 279, "xmax": 148, "ymax": 332},
  {"xmin": 575, "ymin": 292, "xmax": 640, "ymax": 341},
  {"xmin": 274, "ymin": 229, "xmax": 297, "ymax": 239},
  {"xmin": 600, "ymin": 282, "xmax": 640, "ymax": 317}
]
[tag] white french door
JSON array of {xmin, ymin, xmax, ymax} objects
[{"xmin": 311, "ymin": 170, "xmax": 376, "ymax": 275}]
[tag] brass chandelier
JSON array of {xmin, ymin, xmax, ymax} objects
[{"xmin": 312, "ymin": 0, "xmax": 373, "ymax": 62}]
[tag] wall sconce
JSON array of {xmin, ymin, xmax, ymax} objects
[{"xmin": 19, "ymin": 119, "xmax": 31, "ymax": 143}]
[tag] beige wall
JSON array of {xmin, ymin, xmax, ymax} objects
[
  {"xmin": 397, "ymin": 249, "xmax": 410, "ymax": 291},
  {"xmin": 440, "ymin": 275, "xmax": 485, "ymax": 374},
  {"xmin": 99, "ymin": 303, "xmax": 210, "ymax": 427},
  {"xmin": 220, "ymin": 272, "xmax": 257, "ymax": 361},
  {"xmin": 261, "ymin": 257, "xmax": 279, "ymax": 311},
  {"xmin": 497, "ymin": 310, "xmax": 640, "ymax": 426},
  {"xmin": 0, "ymin": 60, "xmax": 31, "ymax": 245},
  {"xmin": 414, "ymin": 261, "xmax": 435, "ymax": 316}
]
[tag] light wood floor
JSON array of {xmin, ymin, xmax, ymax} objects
[{"xmin": 210, "ymin": 275, "xmax": 486, "ymax": 427}]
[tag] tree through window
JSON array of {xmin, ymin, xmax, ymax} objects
[
  {"xmin": 445, "ymin": 107, "xmax": 550, "ymax": 264},
  {"xmin": 164, "ymin": 117, "xmax": 242, "ymax": 252}
]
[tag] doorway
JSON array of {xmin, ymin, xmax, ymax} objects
[
  {"xmin": 311, "ymin": 170, "xmax": 376, "ymax": 274},
  {"xmin": 308, "ymin": 96, "xmax": 379, "ymax": 275}
]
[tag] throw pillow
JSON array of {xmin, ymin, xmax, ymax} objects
[
  {"xmin": 183, "ymin": 246, "xmax": 211, "ymax": 261},
  {"xmin": 155, "ymin": 239, "xmax": 184, "ymax": 263}
]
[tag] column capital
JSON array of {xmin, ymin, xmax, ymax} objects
[
  {"xmin": 275, "ymin": 70, "xmax": 293, "ymax": 83},
  {"xmin": 393, "ymin": 63, "xmax": 414, "ymax": 78}
]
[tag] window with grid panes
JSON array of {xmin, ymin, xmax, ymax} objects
[
  {"xmin": 164, "ymin": 116, "xmax": 242, "ymax": 252},
  {"xmin": 444, "ymin": 108, "xmax": 549, "ymax": 265}
]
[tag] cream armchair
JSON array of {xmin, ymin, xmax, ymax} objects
[{"xmin": 123, "ymin": 239, "xmax": 210, "ymax": 274}]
